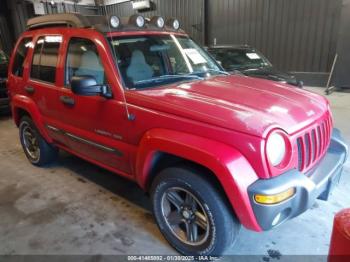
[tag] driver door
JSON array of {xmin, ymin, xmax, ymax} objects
[{"xmin": 54, "ymin": 36, "xmax": 132, "ymax": 175}]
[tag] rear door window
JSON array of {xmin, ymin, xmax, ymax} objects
[
  {"xmin": 11, "ymin": 37, "xmax": 32, "ymax": 77},
  {"xmin": 30, "ymin": 36, "xmax": 62, "ymax": 83}
]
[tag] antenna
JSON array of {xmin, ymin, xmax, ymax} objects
[{"xmin": 102, "ymin": 4, "xmax": 135, "ymax": 121}]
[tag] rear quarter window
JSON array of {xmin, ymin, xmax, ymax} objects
[{"xmin": 11, "ymin": 37, "xmax": 33, "ymax": 77}]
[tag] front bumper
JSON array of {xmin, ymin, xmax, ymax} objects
[{"xmin": 248, "ymin": 128, "xmax": 348, "ymax": 230}]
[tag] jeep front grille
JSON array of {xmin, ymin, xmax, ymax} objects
[{"xmin": 296, "ymin": 115, "xmax": 332, "ymax": 172}]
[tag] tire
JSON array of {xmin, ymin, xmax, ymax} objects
[
  {"xmin": 151, "ymin": 165, "xmax": 241, "ymax": 256},
  {"xmin": 19, "ymin": 116, "xmax": 58, "ymax": 166}
]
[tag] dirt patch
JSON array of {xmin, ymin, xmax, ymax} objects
[
  {"xmin": 77, "ymin": 177, "xmax": 87, "ymax": 183},
  {"xmin": 0, "ymin": 184, "xmax": 28, "ymax": 225},
  {"xmin": 267, "ymin": 249, "xmax": 282, "ymax": 259},
  {"xmin": 112, "ymin": 231, "xmax": 134, "ymax": 247},
  {"xmin": 27, "ymin": 201, "xmax": 67, "ymax": 225}
]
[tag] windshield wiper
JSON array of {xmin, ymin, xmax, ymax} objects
[
  {"xmin": 199, "ymin": 69, "xmax": 230, "ymax": 76},
  {"xmin": 135, "ymin": 74, "xmax": 203, "ymax": 85}
]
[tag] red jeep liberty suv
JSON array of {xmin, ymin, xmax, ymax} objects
[{"xmin": 7, "ymin": 14, "xmax": 348, "ymax": 255}]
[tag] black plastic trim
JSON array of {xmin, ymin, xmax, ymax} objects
[{"xmin": 46, "ymin": 125, "xmax": 123, "ymax": 157}]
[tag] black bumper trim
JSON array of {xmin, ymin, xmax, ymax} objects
[{"xmin": 248, "ymin": 128, "xmax": 348, "ymax": 231}]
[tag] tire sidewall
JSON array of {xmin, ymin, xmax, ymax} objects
[
  {"xmin": 153, "ymin": 177, "xmax": 217, "ymax": 255},
  {"xmin": 19, "ymin": 117, "xmax": 41, "ymax": 164}
]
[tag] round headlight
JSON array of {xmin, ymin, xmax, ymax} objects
[
  {"xmin": 266, "ymin": 132, "xmax": 286, "ymax": 166},
  {"xmin": 172, "ymin": 19, "xmax": 180, "ymax": 30},
  {"xmin": 166, "ymin": 18, "xmax": 180, "ymax": 30},
  {"xmin": 156, "ymin": 17, "xmax": 164, "ymax": 28},
  {"xmin": 136, "ymin": 15, "xmax": 145, "ymax": 27},
  {"xmin": 109, "ymin": 16, "xmax": 120, "ymax": 28},
  {"xmin": 157, "ymin": 17, "xmax": 165, "ymax": 28},
  {"xmin": 129, "ymin": 15, "xmax": 145, "ymax": 28},
  {"xmin": 150, "ymin": 16, "xmax": 165, "ymax": 28}
]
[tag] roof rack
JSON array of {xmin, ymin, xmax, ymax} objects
[
  {"xmin": 26, "ymin": 13, "xmax": 102, "ymax": 30},
  {"xmin": 26, "ymin": 13, "xmax": 184, "ymax": 34}
]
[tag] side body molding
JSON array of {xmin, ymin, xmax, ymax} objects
[
  {"xmin": 135, "ymin": 128, "xmax": 262, "ymax": 231},
  {"xmin": 11, "ymin": 94, "xmax": 53, "ymax": 143}
]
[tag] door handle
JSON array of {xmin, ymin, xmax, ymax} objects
[
  {"xmin": 60, "ymin": 95, "xmax": 75, "ymax": 106},
  {"xmin": 24, "ymin": 86, "xmax": 35, "ymax": 94}
]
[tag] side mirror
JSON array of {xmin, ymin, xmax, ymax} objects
[{"xmin": 71, "ymin": 75, "xmax": 112, "ymax": 98}]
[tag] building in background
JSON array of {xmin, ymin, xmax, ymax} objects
[{"xmin": 0, "ymin": 0, "xmax": 346, "ymax": 86}]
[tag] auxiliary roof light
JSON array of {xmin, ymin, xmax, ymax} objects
[
  {"xmin": 129, "ymin": 14, "xmax": 145, "ymax": 28},
  {"xmin": 109, "ymin": 15, "xmax": 120, "ymax": 28},
  {"xmin": 150, "ymin": 16, "xmax": 165, "ymax": 28},
  {"xmin": 166, "ymin": 18, "xmax": 180, "ymax": 30}
]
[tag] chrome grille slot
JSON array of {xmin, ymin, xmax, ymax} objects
[
  {"xmin": 296, "ymin": 115, "xmax": 332, "ymax": 172},
  {"xmin": 311, "ymin": 129, "xmax": 317, "ymax": 162},
  {"xmin": 304, "ymin": 134, "xmax": 311, "ymax": 167},
  {"xmin": 297, "ymin": 138, "xmax": 303, "ymax": 171}
]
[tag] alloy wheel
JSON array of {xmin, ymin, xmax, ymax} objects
[
  {"xmin": 161, "ymin": 187, "xmax": 210, "ymax": 246},
  {"xmin": 21, "ymin": 123, "xmax": 40, "ymax": 161}
]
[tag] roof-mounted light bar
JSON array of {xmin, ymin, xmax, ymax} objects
[
  {"xmin": 26, "ymin": 14, "xmax": 182, "ymax": 32},
  {"xmin": 109, "ymin": 15, "xmax": 120, "ymax": 29},
  {"xmin": 166, "ymin": 18, "xmax": 180, "ymax": 30},
  {"xmin": 150, "ymin": 16, "xmax": 165, "ymax": 28},
  {"xmin": 129, "ymin": 14, "xmax": 145, "ymax": 28}
]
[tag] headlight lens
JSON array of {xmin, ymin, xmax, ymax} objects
[
  {"xmin": 155, "ymin": 17, "xmax": 165, "ymax": 28},
  {"xmin": 266, "ymin": 132, "xmax": 286, "ymax": 166},
  {"xmin": 166, "ymin": 18, "xmax": 180, "ymax": 30},
  {"xmin": 109, "ymin": 16, "xmax": 120, "ymax": 28},
  {"xmin": 136, "ymin": 15, "xmax": 145, "ymax": 27}
]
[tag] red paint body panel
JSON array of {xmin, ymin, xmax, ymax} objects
[
  {"xmin": 329, "ymin": 208, "xmax": 350, "ymax": 258},
  {"xmin": 8, "ymin": 27, "xmax": 333, "ymax": 232},
  {"xmin": 135, "ymin": 128, "xmax": 261, "ymax": 230}
]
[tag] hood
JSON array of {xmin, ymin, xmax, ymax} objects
[
  {"xmin": 130, "ymin": 75, "xmax": 328, "ymax": 138},
  {"xmin": 241, "ymin": 66, "xmax": 299, "ymax": 86}
]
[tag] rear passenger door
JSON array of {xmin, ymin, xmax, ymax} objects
[{"xmin": 27, "ymin": 35, "xmax": 65, "ymax": 145}]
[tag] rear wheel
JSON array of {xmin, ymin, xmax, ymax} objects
[
  {"xmin": 151, "ymin": 166, "xmax": 240, "ymax": 256},
  {"xmin": 19, "ymin": 116, "xmax": 58, "ymax": 166}
]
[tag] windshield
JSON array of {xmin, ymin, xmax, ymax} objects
[
  {"xmin": 109, "ymin": 35, "xmax": 224, "ymax": 89},
  {"xmin": 0, "ymin": 50, "xmax": 8, "ymax": 64},
  {"xmin": 209, "ymin": 48, "xmax": 271, "ymax": 71}
]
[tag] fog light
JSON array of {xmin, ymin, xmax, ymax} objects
[
  {"xmin": 272, "ymin": 212, "xmax": 281, "ymax": 226},
  {"xmin": 254, "ymin": 188, "xmax": 295, "ymax": 205}
]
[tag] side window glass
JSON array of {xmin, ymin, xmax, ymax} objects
[
  {"xmin": 12, "ymin": 37, "xmax": 32, "ymax": 77},
  {"xmin": 30, "ymin": 36, "xmax": 61, "ymax": 83},
  {"xmin": 31, "ymin": 37, "xmax": 43, "ymax": 80},
  {"xmin": 66, "ymin": 38, "xmax": 105, "ymax": 86}
]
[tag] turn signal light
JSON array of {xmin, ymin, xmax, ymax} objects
[{"xmin": 254, "ymin": 188, "xmax": 295, "ymax": 205}]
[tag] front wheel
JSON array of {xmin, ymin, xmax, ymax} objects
[{"xmin": 151, "ymin": 166, "xmax": 240, "ymax": 256}]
